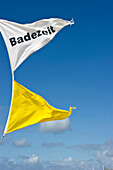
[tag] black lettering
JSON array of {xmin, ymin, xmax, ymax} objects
[
  {"xmin": 17, "ymin": 37, "xmax": 24, "ymax": 44},
  {"xmin": 24, "ymin": 33, "xmax": 31, "ymax": 41},
  {"xmin": 37, "ymin": 30, "xmax": 42, "ymax": 37},
  {"xmin": 9, "ymin": 26, "xmax": 55, "ymax": 47},
  {"xmin": 50, "ymin": 26, "xmax": 55, "ymax": 33},
  {"xmin": 42, "ymin": 31, "xmax": 48, "ymax": 35},
  {"xmin": 9, "ymin": 37, "xmax": 17, "ymax": 46},
  {"xmin": 31, "ymin": 32, "xmax": 37, "ymax": 39},
  {"xmin": 47, "ymin": 27, "xmax": 52, "ymax": 34}
]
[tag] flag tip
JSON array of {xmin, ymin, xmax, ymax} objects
[
  {"xmin": 70, "ymin": 106, "xmax": 76, "ymax": 111},
  {"xmin": 69, "ymin": 18, "xmax": 74, "ymax": 25},
  {"xmin": 71, "ymin": 106, "xmax": 76, "ymax": 109}
]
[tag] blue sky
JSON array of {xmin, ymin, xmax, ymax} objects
[{"xmin": 0, "ymin": 0, "xmax": 113, "ymax": 169}]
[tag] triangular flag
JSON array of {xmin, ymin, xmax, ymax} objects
[
  {"xmin": 0, "ymin": 18, "xmax": 74, "ymax": 72},
  {"xmin": 4, "ymin": 81, "xmax": 75, "ymax": 134}
]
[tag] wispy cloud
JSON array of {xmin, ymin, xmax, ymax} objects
[
  {"xmin": 69, "ymin": 143, "xmax": 108, "ymax": 151},
  {"xmin": 68, "ymin": 139, "xmax": 113, "ymax": 151},
  {"xmin": 42, "ymin": 141, "xmax": 64, "ymax": 148},
  {"xmin": 68, "ymin": 139, "xmax": 113, "ymax": 169},
  {"xmin": 12, "ymin": 138, "xmax": 30, "ymax": 147},
  {"xmin": 1, "ymin": 139, "xmax": 113, "ymax": 169},
  {"xmin": 38, "ymin": 118, "xmax": 71, "ymax": 134},
  {"xmin": 0, "ymin": 154, "xmax": 102, "ymax": 170}
]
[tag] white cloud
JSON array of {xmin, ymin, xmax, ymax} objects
[
  {"xmin": 39, "ymin": 118, "xmax": 71, "ymax": 134},
  {"xmin": 23, "ymin": 154, "xmax": 40, "ymax": 164},
  {"xmin": 96, "ymin": 150, "xmax": 113, "ymax": 169},
  {"xmin": 0, "ymin": 154, "xmax": 102, "ymax": 170},
  {"xmin": 45, "ymin": 159, "xmax": 101, "ymax": 170},
  {"xmin": 105, "ymin": 150, "xmax": 113, "ymax": 157},
  {"xmin": 63, "ymin": 157, "xmax": 73, "ymax": 162},
  {"xmin": 13, "ymin": 138, "xmax": 30, "ymax": 147},
  {"xmin": 9, "ymin": 159, "xmax": 16, "ymax": 165}
]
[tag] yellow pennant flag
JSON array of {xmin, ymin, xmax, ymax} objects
[{"xmin": 5, "ymin": 81, "xmax": 75, "ymax": 134}]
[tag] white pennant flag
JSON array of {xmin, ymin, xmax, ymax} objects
[{"xmin": 0, "ymin": 18, "xmax": 74, "ymax": 72}]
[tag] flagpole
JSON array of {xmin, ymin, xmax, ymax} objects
[
  {"xmin": 2, "ymin": 72, "xmax": 14, "ymax": 138},
  {"xmin": 0, "ymin": 76, "xmax": 14, "ymax": 143}
]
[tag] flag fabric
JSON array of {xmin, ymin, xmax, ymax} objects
[
  {"xmin": 0, "ymin": 18, "xmax": 74, "ymax": 72},
  {"xmin": 0, "ymin": 18, "xmax": 75, "ymax": 139},
  {"xmin": 4, "ymin": 80, "xmax": 74, "ymax": 134}
]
